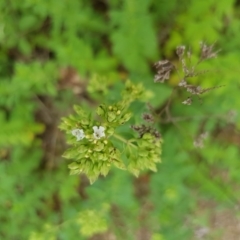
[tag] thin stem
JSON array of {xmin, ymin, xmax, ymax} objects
[
  {"xmin": 158, "ymin": 87, "xmax": 176, "ymax": 118},
  {"xmin": 161, "ymin": 113, "xmax": 226, "ymax": 124},
  {"xmin": 112, "ymin": 134, "xmax": 137, "ymax": 149}
]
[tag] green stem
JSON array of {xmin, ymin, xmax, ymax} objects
[{"xmin": 112, "ymin": 134, "xmax": 137, "ymax": 149}]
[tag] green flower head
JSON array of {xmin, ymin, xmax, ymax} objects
[{"xmin": 60, "ymin": 80, "xmax": 162, "ymax": 183}]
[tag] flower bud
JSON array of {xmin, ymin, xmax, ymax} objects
[
  {"xmin": 97, "ymin": 105, "xmax": 105, "ymax": 116},
  {"xmin": 107, "ymin": 112, "xmax": 116, "ymax": 122}
]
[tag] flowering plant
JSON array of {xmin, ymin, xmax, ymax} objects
[{"xmin": 60, "ymin": 81, "xmax": 162, "ymax": 183}]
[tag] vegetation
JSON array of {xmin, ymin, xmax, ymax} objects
[{"xmin": 1, "ymin": 0, "xmax": 240, "ymax": 239}]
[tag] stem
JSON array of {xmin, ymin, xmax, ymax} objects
[
  {"xmin": 158, "ymin": 87, "xmax": 176, "ymax": 118},
  {"xmin": 112, "ymin": 134, "xmax": 137, "ymax": 149},
  {"xmin": 161, "ymin": 113, "xmax": 226, "ymax": 124}
]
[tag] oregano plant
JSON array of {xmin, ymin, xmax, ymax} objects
[
  {"xmin": 154, "ymin": 42, "xmax": 224, "ymax": 148},
  {"xmin": 60, "ymin": 42, "xmax": 223, "ymax": 184},
  {"xmin": 60, "ymin": 80, "xmax": 162, "ymax": 183}
]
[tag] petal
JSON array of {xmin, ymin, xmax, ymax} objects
[
  {"xmin": 99, "ymin": 126, "xmax": 105, "ymax": 132},
  {"xmin": 93, "ymin": 126, "xmax": 98, "ymax": 132},
  {"xmin": 79, "ymin": 129, "xmax": 84, "ymax": 135},
  {"xmin": 71, "ymin": 129, "xmax": 79, "ymax": 136},
  {"xmin": 72, "ymin": 129, "xmax": 85, "ymax": 140}
]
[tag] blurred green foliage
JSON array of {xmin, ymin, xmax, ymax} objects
[{"xmin": 1, "ymin": 0, "xmax": 240, "ymax": 239}]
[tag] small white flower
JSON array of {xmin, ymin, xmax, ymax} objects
[
  {"xmin": 71, "ymin": 129, "xmax": 85, "ymax": 141},
  {"xmin": 93, "ymin": 126, "xmax": 105, "ymax": 139}
]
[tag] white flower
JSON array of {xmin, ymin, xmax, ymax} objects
[
  {"xmin": 93, "ymin": 126, "xmax": 105, "ymax": 139},
  {"xmin": 71, "ymin": 129, "xmax": 85, "ymax": 141}
]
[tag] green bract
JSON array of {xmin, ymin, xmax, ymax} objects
[{"xmin": 60, "ymin": 80, "xmax": 162, "ymax": 183}]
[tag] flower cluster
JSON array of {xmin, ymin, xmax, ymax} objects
[
  {"xmin": 200, "ymin": 42, "xmax": 220, "ymax": 61},
  {"xmin": 71, "ymin": 126, "xmax": 105, "ymax": 141},
  {"xmin": 176, "ymin": 45, "xmax": 186, "ymax": 58},
  {"xmin": 128, "ymin": 133, "xmax": 162, "ymax": 176},
  {"xmin": 142, "ymin": 113, "xmax": 154, "ymax": 123},
  {"xmin": 131, "ymin": 124, "xmax": 161, "ymax": 139},
  {"xmin": 181, "ymin": 85, "xmax": 224, "ymax": 105},
  {"xmin": 154, "ymin": 42, "xmax": 223, "ymax": 105},
  {"xmin": 60, "ymin": 104, "xmax": 123, "ymax": 183},
  {"xmin": 60, "ymin": 80, "xmax": 163, "ymax": 184},
  {"xmin": 97, "ymin": 102, "xmax": 132, "ymax": 126},
  {"xmin": 154, "ymin": 60, "xmax": 175, "ymax": 83}
]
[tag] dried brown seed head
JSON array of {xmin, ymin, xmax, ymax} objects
[
  {"xmin": 154, "ymin": 60, "xmax": 175, "ymax": 83},
  {"xmin": 142, "ymin": 113, "xmax": 154, "ymax": 123},
  {"xmin": 200, "ymin": 42, "xmax": 220, "ymax": 60},
  {"xmin": 176, "ymin": 45, "xmax": 186, "ymax": 58},
  {"xmin": 182, "ymin": 97, "xmax": 192, "ymax": 105}
]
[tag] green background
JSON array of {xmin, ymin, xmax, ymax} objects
[{"xmin": 1, "ymin": 0, "xmax": 240, "ymax": 239}]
